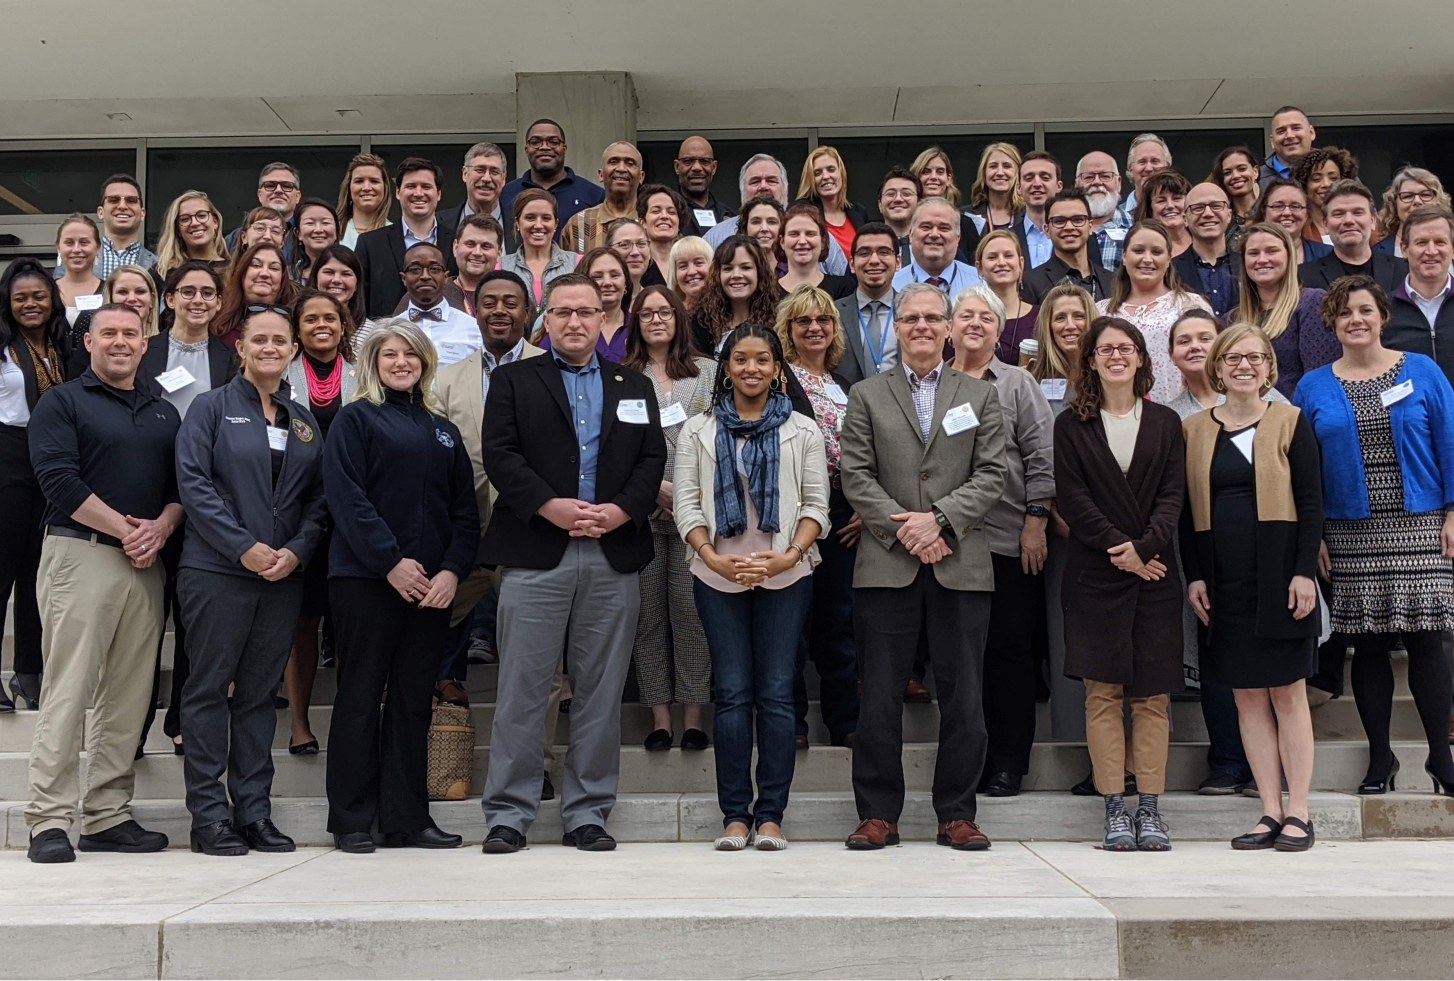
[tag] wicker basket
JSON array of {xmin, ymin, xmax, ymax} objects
[{"xmin": 426, "ymin": 703, "xmax": 474, "ymax": 801}]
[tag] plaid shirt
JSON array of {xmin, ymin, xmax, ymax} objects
[
  {"xmin": 1091, "ymin": 208, "xmax": 1132, "ymax": 270},
  {"xmin": 94, "ymin": 236, "xmax": 157, "ymax": 279},
  {"xmin": 904, "ymin": 361, "xmax": 944, "ymax": 441}
]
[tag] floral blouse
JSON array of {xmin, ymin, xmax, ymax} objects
[
  {"xmin": 1097, "ymin": 290, "xmax": 1212, "ymax": 405},
  {"xmin": 790, "ymin": 364, "xmax": 844, "ymax": 477}
]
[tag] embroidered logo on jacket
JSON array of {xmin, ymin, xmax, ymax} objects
[
  {"xmin": 291, "ymin": 419, "xmax": 315, "ymax": 443},
  {"xmin": 435, "ymin": 429, "xmax": 455, "ymax": 448}
]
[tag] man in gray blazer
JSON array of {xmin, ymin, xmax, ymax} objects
[
  {"xmin": 838, "ymin": 282, "xmax": 1007, "ymax": 852},
  {"xmin": 833, "ymin": 222, "xmax": 901, "ymax": 386}
]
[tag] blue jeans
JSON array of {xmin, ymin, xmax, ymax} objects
[{"xmin": 694, "ymin": 576, "xmax": 812, "ymax": 829}]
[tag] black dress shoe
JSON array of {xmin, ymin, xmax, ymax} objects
[
  {"xmin": 10, "ymin": 672, "xmax": 41, "ymax": 710},
  {"xmin": 984, "ymin": 772, "xmax": 1022, "ymax": 797},
  {"xmin": 384, "ymin": 825, "xmax": 462, "ymax": 849},
  {"xmin": 28, "ymin": 828, "xmax": 75, "ymax": 863},
  {"xmin": 643, "ymin": 728, "xmax": 673, "ymax": 751},
  {"xmin": 562, "ymin": 824, "xmax": 616, "ymax": 851},
  {"xmin": 80, "ymin": 819, "xmax": 169, "ymax": 853},
  {"xmin": 1273, "ymin": 815, "xmax": 1315, "ymax": 852},
  {"xmin": 680, "ymin": 728, "xmax": 709, "ymax": 751},
  {"xmin": 288, "ymin": 739, "xmax": 320, "ymax": 756},
  {"xmin": 794, "ymin": 734, "xmax": 810, "ymax": 750},
  {"xmin": 238, "ymin": 819, "xmax": 295, "ymax": 852},
  {"xmin": 190, "ymin": 820, "xmax": 248, "ymax": 856},
  {"xmin": 1358, "ymin": 757, "xmax": 1400, "ymax": 795},
  {"xmin": 1070, "ymin": 770, "xmax": 1098, "ymax": 796},
  {"xmin": 1199, "ymin": 772, "xmax": 1246, "ymax": 795},
  {"xmin": 334, "ymin": 832, "xmax": 375, "ymax": 853},
  {"xmin": 1230, "ymin": 816, "xmax": 1282, "ymax": 850},
  {"xmin": 483, "ymin": 825, "xmax": 526, "ymax": 853},
  {"xmin": 542, "ymin": 774, "xmax": 555, "ymax": 801}
]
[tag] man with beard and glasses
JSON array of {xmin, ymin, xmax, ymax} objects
[
  {"xmin": 1075, "ymin": 151, "xmax": 1132, "ymax": 270},
  {"xmin": 499, "ymin": 120, "xmax": 605, "ymax": 234},
  {"xmin": 440, "ymin": 143, "xmax": 516, "ymax": 252},
  {"xmin": 559, "ymin": 142, "xmax": 644, "ymax": 254},
  {"xmin": 675, "ymin": 136, "xmax": 733, "ymax": 235}
]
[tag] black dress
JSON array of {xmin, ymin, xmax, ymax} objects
[{"xmin": 1205, "ymin": 425, "xmax": 1317, "ymax": 687}]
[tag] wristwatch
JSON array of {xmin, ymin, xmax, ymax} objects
[
  {"xmin": 931, "ymin": 507, "xmax": 956, "ymax": 538},
  {"xmin": 1025, "ymin": 504, "xmax": 1052, "ymax": 519}
]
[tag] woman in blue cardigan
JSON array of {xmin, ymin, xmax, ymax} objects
[{"xmin": 1293, "ymin": 275, "xmax": 1454, "ymax": 797}]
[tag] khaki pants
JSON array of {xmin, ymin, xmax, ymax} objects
[
  {"xmin": 1084, "ymin": 680, "xmax": 1169, "ymax": 796},
  {"xmin": 26, "ymin": 536, "xmax": 164, "ymax": 835}
]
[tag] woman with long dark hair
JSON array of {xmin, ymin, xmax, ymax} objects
[
  {"xmin": 307, "ymin": 244, "xmax": 367, "ymax": 329},
  {"xmin": 691, "ymin": 236, "xmax": 781, "ymax": 356}
]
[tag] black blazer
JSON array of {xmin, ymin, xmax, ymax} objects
[
  {"xmin": 479, "ymin": 353, "xmax": 667, "ymax": 573},
  {"xmin": 1022, "ymin": 253, "xmax": 1115, "ymax": 304},
  {"xmin": 1297, "ymin": 249, "xmax": 1407, "ymax": 295},
  {"xmin": 784, "ymin": 362, "xmax": 855, "ymax": 420},
  {"xmin": 8, "ymin": 329, "xmax": 76, "ymax": 411},
  {"xmin": 137, "ymin": 331, "xmax": 237, "ymax": 393},
  {"xmin": 438, "ymin": 203, "xmax": 518, "ymax": 254},
  {"xmin": 356, "ymin": 220, "xmax": 458, "ymax": 320}
]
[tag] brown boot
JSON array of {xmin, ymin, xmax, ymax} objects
[
  {"xmin": 937, "ymin": 820, "xmax": 991, "ymax": 850},
  {"xmin": 845, "ymin": 819, "xmax": 899, "ymax": 850},
  {"xmin": 904, "ymin": 680, "xmax": 932, "ymax": 704}
]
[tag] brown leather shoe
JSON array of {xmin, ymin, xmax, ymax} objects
[
  {"xmin": 845, "ymin": 819, "xmax": 899, "ymax": 850},
  {"xmin": 435, "ymin": 680, "xmax": 469, "ymax": 707},
  {"xmin": 937, "ymin": 820, "xmax": 991, "ymax": 850},
  {"xmin": 904, "ymin": 680, "xmax": 932, "ymax": 703}
]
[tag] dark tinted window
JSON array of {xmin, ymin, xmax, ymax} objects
[
  {"xmin": 0, "ymin": 149, "xmax": 138, "ymax": 216},
  {"xmin": 373, "ymin": 142, "xmax": 517, "ymax": 214},
  {"xmin": 1313, "ymin": 124, "xmax": 1454, "ymax": 199},
  {"xmin": 1045, "ymin": 129, "xmax": 1265, "ymax": 195},
  {"xmin": 831, "ymin": 135, "xmax": 1034, "ymax": 220},
  {"xmin": 640, "ymin": 138, "xmax": 808, "ymax": 212}
]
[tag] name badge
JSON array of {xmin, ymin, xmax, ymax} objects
[
  {"xmin": 658, "ymin": 402, "xmax": 688, "ymax": 427},
  {"xmin": 1040, "ymin": 378, "xmax": 1068, "ymax": 401},
  {"xmin": 266, "ymin": 426, "xmax": 288, "ymax": 451},
  {"xmin": 75, "ymin": 293, "xmax": 103, "ymax": 311},
  {"xmin": 616, "ymin": 398, "xmax": 650, "ymax": 424},
  {"xmin": 693, "ymin": 208, "xmax": 718, "ymax": 229},
  {"xmin": 825, "ymin": 382, "xmax": 848, "ymax": 406},
  {"xmin": 1381, "ymin": 379, "xmax": 1414, "ymax": 408},
  {"xmin": 941, "ymin": 401, "xmax": 979, "ymax": 436},
  {"xmin": 1106, "ymin": 227, "xmax": 1128, "ymax": 241},
  {"xmin": 155, "ymin": 366, "xmax": 196, "ymax": 393},
  {"xmin": 1230, "ymin": 427, "xmax": 1257, "ymax": 464}
]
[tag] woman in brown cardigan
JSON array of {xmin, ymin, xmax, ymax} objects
[
  {"xmin": 1180, "ymin": 323, "xmax": 1323, "ymax": 852},
  {"xmin": 1053, "ymin": 316, "xmax": 1185, "ymax": 852}
]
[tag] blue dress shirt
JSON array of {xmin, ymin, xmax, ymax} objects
[{"xmin": 555, "ymin": 351, "xmax": 603, "ymax": 504}]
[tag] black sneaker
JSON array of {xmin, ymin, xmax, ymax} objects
[
  {"xmin": 483, "ymin": 825, "xmax": 526, "ymax": 854},
  {"xmin": 1198, "ymin": 773, "xmax": 1246, "ymax": 796},
  {"xmin": 28, "ymin": 828, "xmax": 75, "ymax": 864},
  {"xmin": 562, "ymin": 824, "xmax": 616, "ymax": 851},
  {"xmin": 78, "ymin": 820, "xmax": 168, "ymax": 853}
]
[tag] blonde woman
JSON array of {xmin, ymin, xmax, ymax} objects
[
  {"xmin": 667, "ymin": 235, "xmax": 713, "ymax": 310},
  {"xmin": 911, "ymin": 145, "xmax": 981, "ymax": 261},
  {"xmin": 53, "ymin": 214, "xmax": 101, "ymax": 321},
  {"xmin": 336, "ymin": 153, "xmax": 393, "ymax": 249},
  {"xmin": 322, "ymin": 319, "xmax": 478, "ymax": 854},
  {"xmin": 154, "ymin": 191, "xmax": 229, "ymax": 280},
  {"xmin": 66, "ymin": 263, "xmax": 160, "ymax": 372},
  {"xmin": 967, "ymin": 142, "xmax": 1024, "ymax": 234},
  {"xmin": 1234, "ymin": 222, "xmax": 1336, "ymax": 397},
  {"xmin": 1375, "ymin": 166, "xmax": 1450, "ymax": 258},
  {"xmin": 793, "ymin": 146, "xmax": 868, "ymax": 261}
]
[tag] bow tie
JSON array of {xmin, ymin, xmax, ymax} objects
[{"xmin": 409, "ymin": 307, "xmax": 443, "ymax": 323}]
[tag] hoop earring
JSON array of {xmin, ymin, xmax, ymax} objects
[{"xmin": 769, "ymin": 375, "xmax": 782, "ymax": 392}]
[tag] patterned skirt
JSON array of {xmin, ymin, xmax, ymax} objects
[{"xmin": 1325, "ymin": 509, "xmax": 1454, "ymax": 634}]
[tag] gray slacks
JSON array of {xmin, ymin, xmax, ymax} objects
[
  {"xmin": 178, "ymin": 568, "xmax": 304, "ymax": 828},
  {"xmin": 483, "ymin": 539, "xmax": 639, "ymax": 834}
]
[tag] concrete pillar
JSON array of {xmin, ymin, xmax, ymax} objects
[{"xmin": 515, "ymin": 73, "xmax": 637, "ymax": 185}]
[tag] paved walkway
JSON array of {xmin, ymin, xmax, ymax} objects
[{"xmin": 5, "ymin": 839, "xmax": 1454, "ymax": 978}]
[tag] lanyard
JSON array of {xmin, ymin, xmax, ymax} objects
[{"xmin": 858, "ymin": 303, "xmax": 888, "ymax": 370}]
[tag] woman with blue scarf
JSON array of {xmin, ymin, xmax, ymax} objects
[{"xmin": 675, "ymin": 323, "xmax": 830, "ymax": 851}]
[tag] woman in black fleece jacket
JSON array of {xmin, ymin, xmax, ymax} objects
[{"xmin": 322, "ymin": 317, "xmax": 478, "ymax": 853}]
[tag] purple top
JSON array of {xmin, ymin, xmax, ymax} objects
[
  {"xmin": 1271, "ymin": 287, "xmax": 1337, "ymax": 399},
  {"xmin": 995, "ymin": 307, "xmax": 1040, "ymax": 366},
  {"xmin": 539, "ymin": 312, "xmax": 632, "ymax": 363}
]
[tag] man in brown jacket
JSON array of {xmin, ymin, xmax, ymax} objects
[{"xmin": 838, "ymin": 282, "xmax": 1007, "ymax": 851}]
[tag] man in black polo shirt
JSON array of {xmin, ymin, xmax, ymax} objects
[
  {"xmin": 1022, "ymin": 190, "xmax": 1114, "ymax": 304},
  {"xmin": 24, "ymin": 303, "xmax": 184, "ymax": 864}
]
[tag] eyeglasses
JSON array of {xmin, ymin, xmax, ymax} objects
[
  {"xmin": 854, "ymin": 246, "xmax": 898, "ymax": 259},
  {"xmin": 676, "ymin": 156, "xmax": 715, "ymax": 167},
  {"xmin": 1048, "ymin": 215, "xmax": 1089, "ymax": 228},
  {"xmin": 1186, "ymin": 202, "xmax": 1231, "ymax": 216},
  {"xmin": 1266, "ymin": 202, "xmax": 1308, "ymax": 214},
  {"xmin": 1095, "ymin": 343, "xmax": 1138, "ymax": 357},
  {"xmin": 177, "ymin": 211, "xmax": 213, "ymax": 227},
  {"xmin": 245, "ymin": 304, "xmax": 290, "ymax": 317},
  {"xmin": 637, "ymin": 309, "xmax": 675, "ymax": 323},
  {"xmin": 546, "ymin": 306, "xmax": 603, "ymax": 321},
  {"xmin": 526, "ymin": 137, "xmax": 565, "ymax": 149},
  {"xmin": 259, "ymin": 180, "xmax": 298, "ymax": 193},
  {"xmin": 1397, "ymin": 188, "xmax": 1439, "ymax": 205},
  {"xmin": 103, "ymin": 195, "xmax": 141, "ymax": 207},
  {"xmin": 880, "ymin": 188, "xmax": 917, "ymax": 200},
  {"xmin": 173, "ymin": 286, "xmax": 218, "ymax": 300},
  {"xmin": 403, "ymin": 263, "xmax": 448, "ymax": 276},
  {"xmin": 1078, "ymin": 171, "xmax": 1117, "ymax": 184},
  {"xmin": 1219, "ymin": 352, "xmax": 1270, "ymax": 366},
  {"xmin": 896, "ymin": 313, "xmax": 948, "ymax": 327},
  {"xmin": 792, "ymin": 315, "xmax": 836, "ymax": 329}
]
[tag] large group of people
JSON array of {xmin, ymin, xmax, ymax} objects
[{"xmin": 3, "ymin": 106, "xmax": 1454, "ymax": 864}]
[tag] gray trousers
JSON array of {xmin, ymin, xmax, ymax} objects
[
  {"xmin": 178, "ymin": 568, "xmax": 304, "ymax": 828},
  {"xmin": 483, "ymin": 539, "xmax": 639, "ymax": 835}
]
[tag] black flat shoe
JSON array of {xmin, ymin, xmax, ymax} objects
[
  {"xmin": 1358, "ymin": 756, "xmax": 1400, "ymax": 795},
  {"xmin": 541, "ymin": 774, "xmax": 555, "ymax": 801},
  {"xmin": 334, "ymin": 832, "xmax": 375, "ymax": 853},
  {"xmin": 238, "ymin": 818, "xmax": 295, "ymax": 852},
  {"xmin": 80, "ymin": 819, "xmax": 168, "ymax": 853},
  {"xmin": 562, "ymin": 824, "xmax": 616, "ymax": 851},
  {"xmin": 384, "ymin": 825, "xmax": 462, "ymax": 849},
  {"xmin": 1274, "ymin": 815, "xmax": 1315, "ymax": 852},
  {"xmin": 10, "ymin": 672, "xmax": 40, "ymax": 710},
  {"xmin": 28, "ymin": 828, "xmax": 75, "ymax": 864},
  {"xmin": 482, "ymin": 825, "xmax": 526, "ymax": 853},
  {"xmin": 288, "ymin": 739, "xmax": 320, "ymax": 756},
  {"xmin": 1231, "ymin": 816, "xmax": 1283, "ymax": 850},
  {"xmin": 190, "ymin": 820, "xmax": 248, "ymax": 856},
  {"xmin": 984, "ymin": 772, "xmax": 1022, "ymax": 797},
  {"xmin": 643, "ymin": 728, "xmax": 673, "ymax": 751},
  {"xmin": 680, "ymin": 728, "xmax": 709, "ymax": 751}
]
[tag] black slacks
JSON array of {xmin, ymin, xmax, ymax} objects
[
  {"xmin": 982, "ymin": 552, "xmax": 1042, "ymax": 776},
  {"xmin": 326, "ymin": 577, "xmax": 450, "ymax": 835},
  {"xmin": 140, "ymin": 540, "xmax": 189, "ymax": 746},
  {"xmin": 0, "ymin": 425, "xmax": 44, "ymax": 676},
  {"xmin": 852, "ymin": 564, "xmax": 991, "ymax": 823}
]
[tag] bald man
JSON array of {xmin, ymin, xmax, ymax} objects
[
  {"xmin": 1171, "ymin": 183, "xmax": 1241, "ymax": 318},
  {"xmin": 675, "ymin": 135, "xmax": 733, "ymax": 235},
  {"xmin": 559, "ymin": 142, "xmax": 643, "ymax": 254}
]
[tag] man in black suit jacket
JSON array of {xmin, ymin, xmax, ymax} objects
[
  {"xmin": 1298, "ymin": 179, "xmax": 1408, "ymax": 296},
  {"xmin": 1171, "ymin": 182, "xmax": 1242, "ymax": 318},
  {"xmin": 478, "ymin": 272, "xmax": 666, "ymax": 854},
  {"xmin": 1022, "ymin": 190, "xmax": 1114, "ymax": 304},
  {"xmin": 833, "ymin": 222, "xmax": 902, "ymax": 386},
  {"xmin": 356, "ymin": 157, "xmax": 457, "ymax": 319},
  {"xmin": 437, "ymin": 142, "xmax": 518, "ymax": 253}
]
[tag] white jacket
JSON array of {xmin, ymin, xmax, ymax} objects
[{"xmin": 673, "ymin": 409, "xmax": 832, "ymax": 560}]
